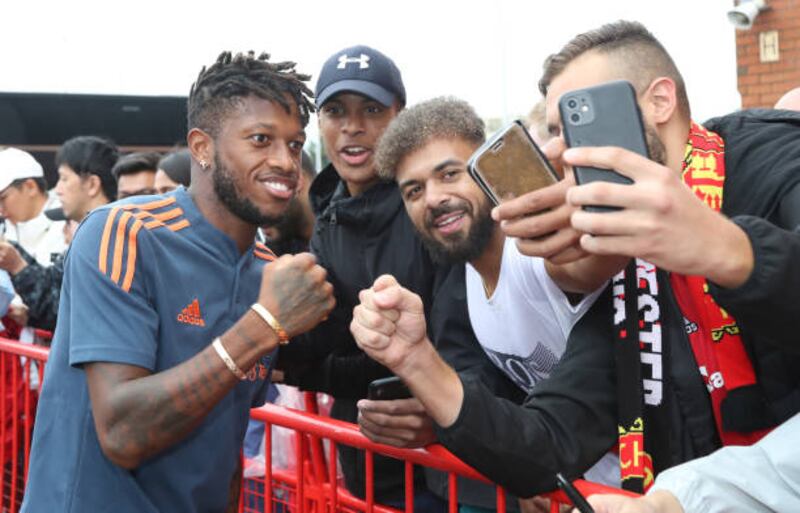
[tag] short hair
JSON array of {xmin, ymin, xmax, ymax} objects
[
  {"xmin": 157, "ymin": 149, "xmax": 191, "ymax": 187},
  {"xmin": 188, "ymin": 51, "xmax": 314, "ymax": 137},
  {"xmin": 55, "ymin": 136, "xmax": 119, "ymax": 200},
  {"xmin": 539, "ymin": 20, "xmax": 690, "ymax": 120},
  {"xmin": 375, "ymin": 97, "xmax": 485, "ymax": 180},
  {"xmin": 112, "ymin": 151, "xmax": 161, "ymax": 181}
]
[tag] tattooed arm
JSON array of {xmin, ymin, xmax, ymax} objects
[{"xmin": 85, "ymin": 253, "xmax": 334, "ymax": 469}]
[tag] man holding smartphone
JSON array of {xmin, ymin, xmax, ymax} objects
[
  {"xmin": 275, "ymin": 46, "xmax": 511, "ymax": 512},
  {"xmin": 354, "ymin": 96, "xmax": 623, "ymax": 502},
  {"xmin": 502, "ymin": 20, "xmax": 800, "ymax": 490},
  {"xmin": 352, "ymin": 20, "xmax": 800, "ymax": 500}
]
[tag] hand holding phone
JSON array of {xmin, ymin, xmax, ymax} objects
[
  {"xmin": 367, "ymin": 376, "xmax": 412, "ymax": 401},
  {"xmin": 467, "ymin": 120, "xmax": 559, "ymax": 205},
  {"xmin": 559, "ymin": 80, "xmax": 649, "ymax": 212}
]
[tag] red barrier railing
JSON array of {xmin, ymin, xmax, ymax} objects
[
  {"xmin": 243, "ymin": 401, "xmax": 634, "ymax": 513},
  {"xmin": 0, "ymin": 338, "xmax": 48, "ymax": 512},
  {"xmin": 0, "ymin": 337, "xmax": 634, "ymax": 513}
]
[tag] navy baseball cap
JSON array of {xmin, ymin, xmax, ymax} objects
[{"xmin": 315, "ymin": 45, "xmax": 406, "ymax": 108}]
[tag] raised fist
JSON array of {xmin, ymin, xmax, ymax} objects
[
  {"xmin": 0, "ymin": 241, "xmax": 27, "ymax": 275},
  {"xmin": 350, "ymin": 274, "xmax": 427, "ymax": 374},
  {"xmin": 257, "ymin": 253, "xmax": 334, "ymax": 338}
]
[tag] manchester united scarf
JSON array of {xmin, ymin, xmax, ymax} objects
[{"xmin": 614, "ymin": 122, "xmax": 767, "ymax": 493}]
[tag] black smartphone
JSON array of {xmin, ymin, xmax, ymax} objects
[
  {"xmin": 467, "ymin": 120, "xmax": 559, "ymax": 205},
  {"xmin": 367, "ymin": 376, "xmax": 412, "ymax": 401},
  {"xmin": 559, "ymin": 80, "xmax": 649, "ymax": 212}
]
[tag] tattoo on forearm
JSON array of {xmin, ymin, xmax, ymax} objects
[{"xmin": 99, "ymin": 340, "xmax": 249, "ymax": 464}]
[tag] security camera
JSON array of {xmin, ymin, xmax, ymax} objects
[{"xmin": 728, "ymin": 0, "xmax": 767, "ymax": 29}]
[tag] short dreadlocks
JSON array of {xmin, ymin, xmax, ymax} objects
[{"xmin": 188, "ymin": 51, "xmax": 315, "ymax": 136}]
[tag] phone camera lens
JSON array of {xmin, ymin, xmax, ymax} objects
[
  {"xmin": 567, "ymin": 99, "xmax": 578, "ymax": 109},
  {"xmin": 570, "ymin": 113, "xmax": 581, "ymax": 123}
]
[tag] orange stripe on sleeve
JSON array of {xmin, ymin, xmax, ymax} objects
[
  {"xmin": 133, "ymin": 208, "xmax": 186, "ymax": 230},
  {"xmin": 110, "ymin": 211, "xmax": 132, "ymax": 284},
  {"xmin": 167, "ymin": 219, "xmax": 190, "ymax": 232},
  {"xmin": 255, "ymin": 242, "xmax": 277, "ymax": 256},
  {"xmin": 254, "ymin": 251, "xmax": 277, "ymax": 262},
  {"xmin": 121, "ymin": 219, "xmax": 143, "ymax": 293},
  {"xmin": 150, "ymin": 208, "xmax": 183, "ymax": 222},
  {"xmin": 144, "ymin": 219, "xmax": 165, "ymax": 230},
  {"xmin": 99, "ymin": 207, "xmax": 122, "ymax": 275},
  {"xmin": 122, "ymin": 197, "xmax": 176, "ymax": 212}
]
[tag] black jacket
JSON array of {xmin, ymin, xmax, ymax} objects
[
  {"xmin": 9, "ymin": 242, "xmax": 63, "ymax": 333},
  {"xmin": 435, "ymin": 109, "xmax": 800, "ymax": 498},
  {"xmin": 279, "ymin": 165, "xmax": 527, "ymax": 504}
]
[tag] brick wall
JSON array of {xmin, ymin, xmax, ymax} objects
[{"xmin": 736, "ymin": 0, "xmax": 800, "ymax": 107}]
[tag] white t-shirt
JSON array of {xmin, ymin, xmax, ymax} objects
[
  {"xmin": 6, "ymin": 194, "xmax": 66, "ymax": 267},
  {"xmin": 465, "ymin": 237, "xmax": 618, "ymax": 486},
  {"xmin": 466, "ymin": 237, "xmax": 601, "ymax": 393}
]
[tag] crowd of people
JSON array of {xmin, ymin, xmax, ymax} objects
[{"xmin": 0, "ymin": 18, "xmax": 797, "ymax": 513}]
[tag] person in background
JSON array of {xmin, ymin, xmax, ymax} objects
[
  {"xmin": 56, "ymin": 135, "xmax": 119, "ymax": 221},
  {"xmin": 112, "ymin": 151, "xmax": 160, "ymax": 199},
  {"xmin": 0, "ymin": 137, "xmax": 119, "ymax": 332},
  {"xmin": 0, "ymin": 147, "xmax": 65, "ymax": 266},
  {"xmin": 525, "ymin": 99, "xmax": 550, "ymax": 146},
  {"xmin": 155, "ymin": 149, "xmax": 191, "ymax": 193}
]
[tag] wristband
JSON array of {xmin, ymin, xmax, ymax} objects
[
  {"xmin": 251, "ymin": 303, "xmax": 290, "ymax": 345},
  {"xmin": 212, "ymin": 337, "xmax": 247, "ymax": 380}
]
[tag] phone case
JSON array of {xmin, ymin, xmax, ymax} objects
[
  {"xmin": 367, "ymin": 376, "xmax": 412, "ymax": 401},
  {"xmin": 559, "ymin": 80, "xmax": 649, "ymax": 211},
  {"xmin": 467, "ymin": 120, "xmax": 558, "ymax": 205}
]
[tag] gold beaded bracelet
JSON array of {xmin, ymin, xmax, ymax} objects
[{"xmin": 251, "ymin": 303, "xmax": 290, "ymax": 345}]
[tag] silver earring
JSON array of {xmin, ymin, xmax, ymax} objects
[{"xmin": 200, "ymin": 160, "xmax": 208, "ymax": 170}]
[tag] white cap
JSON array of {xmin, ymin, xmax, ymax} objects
[{"xmin": 0, "ymin": 148, "xmax": 44, "ymax": 192}]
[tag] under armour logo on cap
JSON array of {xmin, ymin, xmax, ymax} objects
[
  {"xmin": 337, "ymin": 53, "xmax": 370, "ymax": 70},
  {"xmin": 315, "ymin": 45, "xmax": 406, "ymax": 108}
]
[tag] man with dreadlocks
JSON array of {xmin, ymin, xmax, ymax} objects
[{"xmin": 22, "ymin": 51, "xmax": 334, "ymax": 513}]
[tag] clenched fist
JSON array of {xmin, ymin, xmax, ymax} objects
[
  {"xmin": 257, "ymin": 253, "xmax": 334, "ymax": 338},
  {"xmin": 350, "ymin": 274, "xmax": 427, "ymax": 375},
  {"xmin": 0, "ymin": 241, "xmax": 27, "ymax": 275}
]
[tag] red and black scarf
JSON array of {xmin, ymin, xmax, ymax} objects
[{"xmin": 614, "ymin": 122, "xmax": 769, "ymax": 493}]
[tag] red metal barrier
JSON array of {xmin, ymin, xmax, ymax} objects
[
  {"xmin": 0, "ymin": 337, "xmax": 635, "ymax": 513},
  {"xmin": 0, "ymin": 338, "xmax": 48, "ymax": 513},
  {"xmin": 242, "ymin": 400, "xmax": 637, "ymax": 513}
]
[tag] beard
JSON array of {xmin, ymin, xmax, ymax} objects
[
  {"xmin": 212, "ymin": 154, "xmax": 285, "ymax": 227},
  {"xmin": 645, "ymin": 124, "xmax": 668, "ymax": 166},
  {"xmin": 418, "ymin": 198, "xmax": 495, "ymax": 265}
]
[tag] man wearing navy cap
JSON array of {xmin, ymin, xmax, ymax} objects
[{"xmin": 277, "ymin": 46, "xmax": 511, "ymax": 512}]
